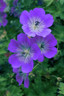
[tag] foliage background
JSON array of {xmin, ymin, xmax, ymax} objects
[{"xmin": 0, "ymin": 0, "xmax": 64, "ymax": 96}]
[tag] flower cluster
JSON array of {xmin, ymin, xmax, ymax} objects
[
  {"xmin": 10, "ymin": 0, "xmax": 21, "ymax": 17},
  {"xmin": 0, "ymin": 0, "xmax": 8, "ymax": 27},
  {"xmin": 0, "ymin": 0, "xmax": 6, "ymax": 12},
  {"xmin": 8, "ymin": 8, "xmax": 57, "ymax": 88}
]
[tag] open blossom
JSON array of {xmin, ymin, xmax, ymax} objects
[
  {"xmin": 20, "ymin": 8, "xmax": 54, "ymax": 37},
  {"xmin": 0, "ymin": 12, "xmax": 8, "ymax": 27},
  {"xmin": 8, "ymin": 33, "xmax": 40, "ymax": 73},
  {"xmin": 0, "ymin": 0, "xmax": 6, "ymax": 12},
  {"xmin": 13, "ymin": 68, "xmax": 29, "ymax": 88},
  {"xmin": 31, "ymin": 34, "xmax": 57, "ymax": 62}
]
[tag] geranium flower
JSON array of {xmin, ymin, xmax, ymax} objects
[
  {"xmin": 31, "ymin": 34, "xmax": 57, "ymax": 62},
  {"xmin": 8, "ymin": 33, "xmax": 40, "ymax": 73},
  {"xmin": 0, "ymin": 12, "xmax": 8, "ymax": 27},
  {"xmin": 13, "ymin": 68, "xmax": 29, "ymax": 88},
  {"xmin": 20, "ymin": 8, "xmax": 54, "ymax": 37},
  {"xmin": 0, "ymin": 0, "xmax": 6, "ymax": 12}
]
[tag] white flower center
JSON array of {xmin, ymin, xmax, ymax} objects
[
  {"xmin": 28, "ymin": 17, "xmax": 44, "ymax": 32},
  {"xmin": 16, "ymin": 47, "xmax": 31, "ymax": 63}
]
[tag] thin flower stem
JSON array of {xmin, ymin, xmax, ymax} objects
[
  {"xmin": 29, "ymin": 63, "xmax": 39, "ymax": 76},
  {"xmin": 31, "ymin": 62, "xmax": 58, "ymax": 80},
  {"xmin": 33, "ymin": 63, "xmax": 39, "ymax": 70}
]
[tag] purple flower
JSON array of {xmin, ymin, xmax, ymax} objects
[
  {"xmin": 13, "ymin": 0, "xmax": 18, "ymax": 6},
  {"xmin": 0, "ymin": 0, "xmax": 6, "ymax": 12},
  {"xmin": 31, "ymin": 34, "xmax": 57, "ymax": 62},
  {"xmin": 10, "ymin": 0, "xmax": 21, "ymax": 17},
  {"xmin": 20, "ymin": 8, "xmax": 54, "ymax": 37},
  {"xmin": 13, "ymin": 68, "xmax": 29, "ymax": 88},
  {"xmin": 8, "ymin": 33, "xmax": 40, "ymax": 73},
  {"xmin": 38, "ymin": 0, "xmax": 43, "ymax": 5},
  {"xmin": 0, "ymin": 12, "xmax": 8, "ymax": 27}
]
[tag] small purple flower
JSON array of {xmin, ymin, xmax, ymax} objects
[
  {"xmin": 10, "ymin": 0, "xmax": 21, "ymax": 17},
  {"xmin": 20, "ymin": 8, "xmax": 54, "ymax": 37},
  {"xmin": 13, "ymin": 68, "xmax": 29, "ymax": 88},
  {"xmin": 38, "ymin": 0, "xmax": 43, "ymax": 5},
  {"xmin": 0, "ymin": 0, "xmax": 6, "ymax": 12},
  {"xmin": 8, "ymin": 33, "xmax": 40, "ymax": 73},
  {"xmin": 31, "ymin": 34, "xmax": 57, "ymax": 62},
  {"xmin": 13, "ymin": 0, "xmax": 18, "ymax": 6},
  {"xmin": 0, "ymin": 12, "xmax": 8, "ymax": 27}
]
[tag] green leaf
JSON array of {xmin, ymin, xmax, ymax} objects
[
  {"xmin": 24, "ymin": 0, "xmax": 33, "ymax": 7},
  {"xmin": 60, "ymin": 0, "xmax": 64, "ymax": 5},
  {"xmin": 44, "ymin": 0, "xmax": 54, "ymax": 7},
  {"xmin": 52, "ymin": 24, "xmax": 64, "ymax": 42},
  {"xmin": 59, "ymin": 82, "xmax": 64, "ymax": 95},
  {"xmin": 8, "ymin": 85, "xmax": 24, "ymax": 96}
]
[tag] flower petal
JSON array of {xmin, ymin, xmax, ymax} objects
[
  {"xmin": 8, "ymin": 54, "xmax": 22, "ymax": 68},
  {"xmin": 3, "ymin": 13, "xmax": 7, "ymax": 18},
  {"xmin": 13, "ymin": 68, "xmax": 18, "ymax": 73},
  {"xmin": 44, "ymin": 47, "xmax": 57, "ymax": 58},
  {"xmin": 2, "ymin": 19, "xmax": 8, "ymax": 26},
  {"xmin": 29, "ymin": 8, "xmax": 45, "ymax": 18},
  {"xmin": 16, "ymin": 73, "xmax": 23, "ymax": 86},
  {"xmin": 0, "ymin": 0, "xmax": 6, "ymax": 12},
  {"xmin": 31, "ymin": 44, "xmax": 41, "ymax": 60},
  {"xmin": 20, "ymin": 10, "xmax": 29, "ymax": 24},
  {"xmin": 24, "ymin": 77, "xmax": 29, "ymax": 88},
  {"xmin": 38, "ymin": 54, "xmax": 44, "ymax": 62},
  {"xmin": 22, "ymin": 60, "xmax": 33, "ymax": 73},
  {"xmin": 43, "ymin": 14, "xmax": 54, "ymax": 27},
  {"xmin": 8, "ymin": 39, "xmax": 19, "ymax": 53},
  {"xmin": 44, "ymin": 34, "xmax": 57, "ymax": 47},
  {"xmin": 0, "ymin": 23, "xmax": 2, "ymax": 27},
  {"xmin": 22, "ymin": 25, "xmax": 36, "ymax": 37},
  {"xmin": 17, "ymin": 33, "xmax": 31, "ymax": 46},
  {"xmin": 37, "ymin": 28, "xmax": 51, "ymax": 37}
]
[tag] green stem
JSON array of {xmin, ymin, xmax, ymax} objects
[{"xmin": 33, "ymin": 63, "xmax": 39, "ymax": 70}]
